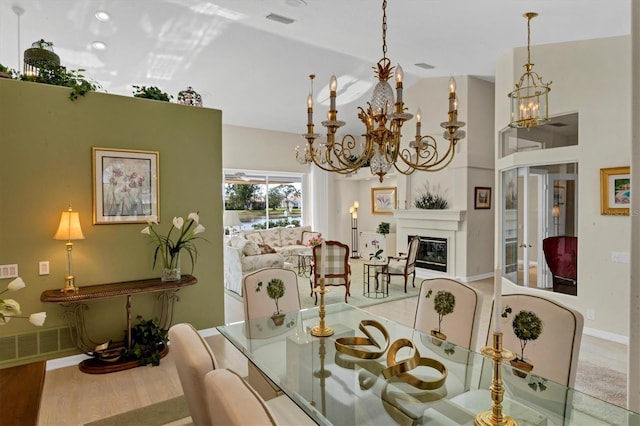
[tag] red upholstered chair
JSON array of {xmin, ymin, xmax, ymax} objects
[{"xmin": 542, "ymin": 236, "xmax": 578, "ymax": 296}]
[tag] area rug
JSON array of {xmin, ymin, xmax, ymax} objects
[
  {"xmin": 84, "ymin": 396, "xmax": 190, "ymax": 426},
  {"xmin": 227, "ymin": 259, "xmax": 421, "ymax": 310},
  {"xmin": 574, "ymin": 359, "xmax": 627, "ymax": 409}
]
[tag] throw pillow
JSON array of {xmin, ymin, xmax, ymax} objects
[
  {"xmin": 242, "ymin": 240, "xmax": 262, "ymax": 256},
  {"xmin": 229, "ymin": 236, "xmax": 248, "ymax": 250},
  {"xmin": 258, "ymin": 243, "xmax": 277, "ymax": 254},
  {"xmin": 245, "ymin": 232, "xmax": 264, "ymax": 244},
  {"xmin": 301, "ymin": 231, "xmax": 322, "ymax": 246}
]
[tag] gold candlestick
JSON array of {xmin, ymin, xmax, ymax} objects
[
  {"xmin": 311, "ymin": 277, "xmax": 334, "ymax": 337},
  {"xmin": 475, "ymin": 332, "xmax": 517, "ymax": 426}
]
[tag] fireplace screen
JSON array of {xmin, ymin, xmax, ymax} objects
[{"xmin": 410, "ymin": 235, "xmax": 447, "ymax": 273}]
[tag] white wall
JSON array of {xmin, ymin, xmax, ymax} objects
[{"xmin": 496, "ymin": 36, "xmax": 632, "ymax": 338}]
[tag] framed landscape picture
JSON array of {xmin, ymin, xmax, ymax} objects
[
  {"xmin": 474, "ymin": 187, "xmax": 492, "ymax": 209},
  {"xmin": 92, "ymin": 147, "xmax": 160, "ymax": 224},
  {"xmin": 371, "ymin": 187, "xmax": 397, "ymax": 214},
  {"xmin": 600, "ymin": 166, "xmax": 630, "ymax": 216}
]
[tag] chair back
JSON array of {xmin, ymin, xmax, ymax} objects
[
  {"xmin": 204, "ymin": 368, "xmax": 277, "ymax": 425},
  {"xmin": 405, "ymin": 236, "xmax": 420, "ymax": 273},
  {"xmin": 168, "ymin": 323, "xmax": 218, "ymax": 425},
  {"xmin": 312, "ymin": 241, "xmax": 350, "ymax": 285},
  {"xmin": 487, "ymin": 293, "xmax": 584, "ymax": 387},
  {"xmin": 543, "ymin": 236, "xmax": 578, "ymax": 295},
  {"xmin": 242, "ymin": 268, "xmax": 301, "ymax": 320},
  {"xmin": 414, "ymin": 278, "xmax": 483, "ymax": 350}
]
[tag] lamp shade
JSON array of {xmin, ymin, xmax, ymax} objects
[
  {"xmin": 223, "ymin": 211, "xmax": 242, "ymax": 227},
  {"xmin": 54, "ymin": 208, "xmax": 85, "ymax": 241}
]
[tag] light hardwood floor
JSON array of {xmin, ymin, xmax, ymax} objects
[{"xmin": 37, "ymin": 275, "xmax": 629, "ymax": 425}]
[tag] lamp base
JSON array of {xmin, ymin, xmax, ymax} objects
[
  {"xmin": 61, "ymin": 276, "xmax": 76, "ymax": 293},
  {"xmin": 475, "ymin": 410, "xmax": 517, "ymax": 426}
]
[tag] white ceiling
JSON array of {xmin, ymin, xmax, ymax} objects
[{"xmin": 0, "ymin": 1, "xmax": 631, "ymax": 136}]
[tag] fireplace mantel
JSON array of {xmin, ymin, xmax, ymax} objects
[{"xmin": 393, "ymin": 209, "xmax": 466, "ymax": 231}]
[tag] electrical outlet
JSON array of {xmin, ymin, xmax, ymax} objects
[
  {"xmin": 586, "ymin": 309, "xmax": 595, "ymax": 321},
  {"xmin": 0, "ymin": 264, "xmax": 18, "ymax": 279},
  {"xmin": 39, "ymin": 261, "xmax": 50, "ymax": 275},
  {"xmin": 611, "ymin": 251, "xmax": 630, "ymax": 264}
]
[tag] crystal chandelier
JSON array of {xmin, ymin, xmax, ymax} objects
[
  {"xmin": 508, "ymin": 12, "xmax": 552, "ymax": 129},
  {"xmin": 296, "ymin": 0, "xmax": 465, "ymax": 183}
]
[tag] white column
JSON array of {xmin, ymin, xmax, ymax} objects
[{"xmin": 628, "ymin": 0, "xmax": 640, "ymax": 413}]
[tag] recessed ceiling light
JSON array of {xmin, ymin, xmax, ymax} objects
[
  {"xmin": 91, "ymin": 41, "xmax": 107, "ymax": 50},
  {"xmin": 95, "ymin": 11, "xmax": 111, "ymax": 22},
  {"xmin": 266, "ymin": 13, "xmax": 295, "ymax": 24},
  {"xmin": 415, "ymin": 62, "xmax": 435, "ymax": 70}
]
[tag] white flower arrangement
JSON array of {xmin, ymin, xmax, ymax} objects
[{"xmin": 0, "ymin": 277, "xmax": 47, "ymax": 326}]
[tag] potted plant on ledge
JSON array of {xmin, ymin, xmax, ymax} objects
[
  {"xmin": 256, "ymin": 278, "xmax": 287, "ymax": 326},
  {"xmin": 503, "ymin": 306, "xmax": 544, "ymax": 378},
  {"xmin": 425, "ymin": 288, "xmax": 456, "ymax": 345}
]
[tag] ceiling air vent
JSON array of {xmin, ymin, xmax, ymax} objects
[
  {"xmin": 266, "ymin": 13, "xmax": 295, "ymax": 24},
  {"xmin": 547, "ymin": 122, "xmax": 568, "ymax": 127},
  {"xmin": 415, "ymin": 63, "xmax": 435, "ymax": 70}
]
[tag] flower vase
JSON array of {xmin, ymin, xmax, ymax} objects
[{"xmin": 161, "ymin": 254, "xmax": 181, "ymax": 282}]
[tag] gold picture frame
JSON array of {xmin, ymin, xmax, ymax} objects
[
  {"xmin": 371, "ymin": 187, "xmax": 397, "ymax": 214},
  {"xmin": 92, "ymin": 147, "xmax": 160, "ymax": 224},
  {"xmin": 600, "ymin": 166, "xmax": 630, "ymax": 216}
]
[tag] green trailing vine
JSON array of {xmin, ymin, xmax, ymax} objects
[
  {"xmin": 133, "ymin": 85, "xmax": 173, "ymax": 102},
  {"xmin": 124, "ymin": 316, "xmax": 168, "ymax": 366}
]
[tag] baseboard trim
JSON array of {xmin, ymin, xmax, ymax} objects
[{"xmin": 583, "ymin": 326, "xmax": 629, "ymax": 345}]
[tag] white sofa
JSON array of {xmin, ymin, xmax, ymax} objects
[{"xmin": 223, "ymin": 226, "xmax": 321, "ymax": 295}]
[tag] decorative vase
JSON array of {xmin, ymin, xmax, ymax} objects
[
  {"xmin": 430, "ymin": 330, "xmax": 447, "ymax": 346},
  {"xmin": 271, "ymin": 313, "xmax": 286, "ymax": 326},
  {"xmin": 510, "ymin": 358, "xmax": 534, "ymax": 378},
  {"xmin": 161, "ymin": 254, "xmax": 181, "ymax": 282}
]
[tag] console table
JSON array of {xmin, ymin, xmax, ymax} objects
[{"xmin": 41, "ymin": 275, "xmax": 197, "ymax": 373}]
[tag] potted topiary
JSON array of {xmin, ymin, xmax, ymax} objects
[
  {"xmin": 377, "ymin": 222, "xmax": 390, "ymax": 235},
  {"xmin": 502, "ymin": 306, "xmax": 544, "ymax": 378},
  {"xmin": 133, "ymin": 85, "xmax": 173, "ymax": 102},
  {"xmin": 425, "ymin": 289, "xmax": 456, "ymax": 345},
  {"xmin": 256, "ymin": 278, "xmax": 286, "ymax": 326}
]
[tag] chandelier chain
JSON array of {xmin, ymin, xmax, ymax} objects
[
  {"xmin": 527, "ymin": 14, "xmax": 532, "ymax": 65},
  {"xmin": 381, "ymin": 0, "xmax": 387, "ymax": 59}
]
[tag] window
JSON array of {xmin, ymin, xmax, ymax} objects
[{"xmin": 223, "ymin": 170, "xmax": 303, "ymax": 230}]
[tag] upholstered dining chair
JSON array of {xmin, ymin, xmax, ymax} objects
[
  {"xmin": 542, "ymin": 236, "xmax": 578, "ymax": 296},
  {"xmin": 312, "ymin": 240, "xmax": 351, "ymax": 304},
  {"xmin": 414, "ymin": 278, "xmax": 483, "ymax": 350},
  {"xmin": 487, "ymin": 293, "xmax": 584, "ymax": 387},
  {"xmin": 168, "ymin": 323, "xmax": 218, "ymax": 425},
  {"xmin": 242, "ymin": 267, "xmax": 301, "ymax": 320},
  {"xmin": 386, "ymin": 236, "xmax": 420, "ymax": 292},
  {"xmin": 204, "ymin": 368, "xmax": 278, "ymax": 425}
]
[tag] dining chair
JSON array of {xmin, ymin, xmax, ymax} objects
[
  {"xmin": 386, "ymin": 235, "xmax": 420, "ymax": 292},
  {"xmin": 312, "ymin": 240, "xmax": 351, "ymax": 304},
  {"xmin": 414, "ymin": 278, "xmax": 483, "ymax": 350},
  {"xmin": 487, "ymin": 293, "xmax": 584, "ymax": 387},
  {"xmin": 168, "ymin": 323, "xmax": 218, "ymax": 425},
  {"xmin": 242, "ymin": 267, "xmax": 301, "ymax": 320},
  {"xmin": 204, "ymin": 368, "xmax": 278, "ymax": 425}
]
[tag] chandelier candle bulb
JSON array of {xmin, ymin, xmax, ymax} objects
[
  {"xmin": 329, "ymin": 75, "xmax": 337, "ymax": 111},
  {"xmin": 307, "ymin": 94, "xmax": 313, "ymax": 126},
  {"xmin": 416, "ymin": 109, "xmax": 422, "ymax": 137},
  {"xmin": 395, "ymin": 64, "xmax": 403, "ymax": 105}
]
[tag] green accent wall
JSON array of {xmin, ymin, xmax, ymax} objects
[{"xmin": 0, "ymin": 79, "xmax": 223, "ymax": 366}]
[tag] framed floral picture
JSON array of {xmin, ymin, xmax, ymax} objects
[
  {"xmin": 600, "ymin": 166, "xmax": 630, "ymax": 216},
  {"xmin": 474, "ymin": 187, "xmax": 491, "ymax": 209},
  {"xmin": 371, "ymin": 187, "xmax": 397, "ymax": 214},
  {"xmin": 92, "ymin": 147, "xmax": 160, "ymax": 224}
]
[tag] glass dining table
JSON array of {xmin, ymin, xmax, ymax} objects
[{"xmin": 217, "ymin": 303, "xmax": 639, "ymax": 425}]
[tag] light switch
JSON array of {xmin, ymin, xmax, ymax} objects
[{"xmin": 39, "ymin": 261, "xmax": 50, "ymax": 275}]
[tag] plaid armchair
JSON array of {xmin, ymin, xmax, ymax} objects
[{"xmin": 312, "ymin": 241, "xmax": 351, "ymax": 305}]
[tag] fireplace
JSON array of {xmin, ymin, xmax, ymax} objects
[{"xmin": 410, "ymin": 235, "xmax": 447, "ymax": 273}]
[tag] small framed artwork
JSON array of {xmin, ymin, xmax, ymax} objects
[
  {"xmin": 92, "ymin": 147, "xmax": 160, "ymax": 224},
  {"xmin": 600, "ymin": 166, "xmax": 630, "ymax": 216},
  {"xmin": 474, "ymin": 187, "xmax": 492, "ymax": 209},
  {"xmin": 371, "ymin": 187, "xmax": 397, "ymax": 214},
  {"xmin": 554, "ymin": 185, "xmax": 565, "ymax": 205}
]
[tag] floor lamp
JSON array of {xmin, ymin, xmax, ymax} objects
[{"xmin": 349, "ymin": 201, "xmax": 360, "ymax": 259}]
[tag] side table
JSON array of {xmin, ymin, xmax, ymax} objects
[
  {"xmin": 297, "ymin": 251, "xmax": 313, "ymax": 278},
  {"xmin": 363, "ymin": 261, "xmax": 388, "ymax": 298}
]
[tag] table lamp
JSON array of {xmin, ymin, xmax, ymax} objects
[
  {"xmin": 54, "ymin": 206, "xmax": 85, "ymax": 293},
  {"xmin": 223, "ymin": 210, "xmax": 242, "ymax": 235}
]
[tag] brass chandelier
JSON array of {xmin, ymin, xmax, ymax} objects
[
  {"xmin": 296, "ymin": 0, "xmax": 465, "ymax": 183},
  {"xmin": 508, "ymin": 12, "xmax": 552, "ymax": 129}
]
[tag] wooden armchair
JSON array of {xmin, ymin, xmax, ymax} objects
[
  {"xmin": 386, "ymin": 236, "xmax": 420, "ymax": 292},
  {"xmin": 312, "ymin": 241, "xmax": 351, "ymax": 304}
]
